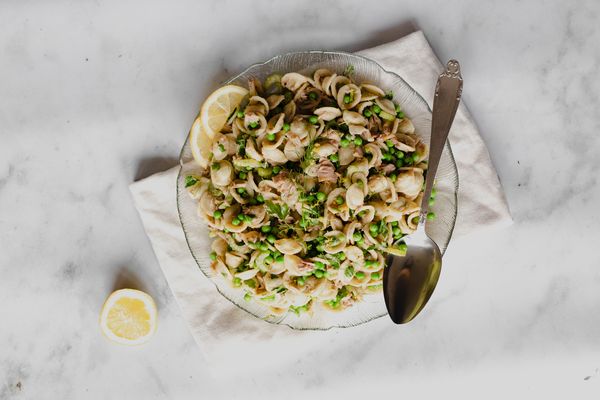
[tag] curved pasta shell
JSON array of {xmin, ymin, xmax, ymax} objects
[
  {"xmin": 397, "ymin": 118, "xmax": 415, "ymax": 134},
  {"xmin": 314, "ymin": 106, "xmax": 342, "ymax": 121},
  {"xmin": 360, "ymin": 83, "xmax": 385, "ymax": 101},
  {"xmin": 346, "ymin": 183, "xmax": 365, "ymax": 210},
  {"xmin": 235, "ymin": 268, "xmax": 258, "ymax": 281},
  {"xmin": 355, "ymin": 204, "xmax": 375, "ymax": 224},
  {"xmin": 364, "ymin": 143, "xmax": 382, "ymax": 168},
  {"xmin": 245, "ymin": 138, "xmax": 264, "ymax": 161},
  {"xmin": 211, "ymin": 237, "xmax": 228, "ymax": 256},
  {"xmin": 395, "ymin": 168, "xmax": 424, "ymax": 200},
  {"xmin": 323, "ymin": 230, "xmax": 346, "ymax": 254},
  {"xmin": 262, "ymin": 146, "xmax": 288, "ymax": 165},
  {"xmin": 210, "ymin": 160, "xmax": 234, "ymax": 187},
  {"xmin": 284, "ymin": 139, "xmax": 304, "ymax": 162},
  {"xmin": 313, "ymin": 141, "xmax": 337, "ymax": 158},
  {"xmin": 274, "ymin": 238, "xmax": 303, "ymax": 255},
  {"xmin": 281, "ymin": 72, "xmax": 314, "ymax": 91},
  {"xmin": 266, "ymin": 94, "xmax": 285, "ymax": 109},
  {"xmin": 225, "ymin": 252, "xmax": 245, "ymax": 269},
  {"xmin": 342, "ymin": 110, "xmax": 367, "ymax": 126},
  {"xmin": 375, "ymin": 97, "xmax": 396, "ymax": 115},
  {"xmin": 338, "ymin": 145, "xmax": 355, "ymax": 166},
  {"xmin": 368, "ymin": 175, "xmax": 389, "ymax": 193},
  {"xmin": 336, "ymin": 84, "xmax": 361, "ymax": 110},
  {"xmin": 330, "ymin": 75, "xmax": 351, "ymax": 98}
]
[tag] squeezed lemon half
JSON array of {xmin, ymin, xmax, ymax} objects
[{"xmin": 100, "ymin": 289, "xmax": 157, "ymax": 345}]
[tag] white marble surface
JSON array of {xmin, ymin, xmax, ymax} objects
[{"xmin": 1, "ymin": 0, "xmax": 599, "ymax": 398}]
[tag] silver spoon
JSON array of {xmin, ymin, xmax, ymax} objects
[{"xmin": 383, "ymin": 60, "xmax": 463, "ymax": 324}]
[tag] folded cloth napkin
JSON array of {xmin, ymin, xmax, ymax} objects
[{"xmin": 129, "ymin": 30, "xmax": 512, "ymax": 373}]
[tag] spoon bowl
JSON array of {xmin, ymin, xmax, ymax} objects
[
  {"xmin": 383, "ymin": 229, "xmax": 442, "ymax": 323},
  {"xmin": 383, "ymin": 60, "xmax": 463, "ymax": 324}
]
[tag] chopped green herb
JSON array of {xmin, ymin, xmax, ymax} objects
[{"xmin": 184, "ymin": 175, "xmax": 199, "ymax": 188}]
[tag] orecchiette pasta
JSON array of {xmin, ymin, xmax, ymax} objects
[{"xmin": 186, "ymin": 68, "xmax": 431, "ymax": 315}]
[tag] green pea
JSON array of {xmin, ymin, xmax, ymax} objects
[
  {"xmin": 248, "ymin": 121, "xmax": 258, "ymax": 129},
  {"xmin": 353, "ymin": 232, "xmax": 362, "ymax": 241},
  {"xmin": 343, "ymin": 94, "xmax": 352, "ymax": 104},
  {"xmin": 282, "ymin": 123, "xmax": 290, "ymax": 132},
  {"xmin": 308, "ymin": 91, "xmax": 318, "ymax": 100},
  {"xmin": 340, "ymin": 138, "xmax": 350, "ymax": 147},
  {"xmin": 237, "ymin": 110, "xmax": 245, "ymax": 118},
  {"xmin": 233, "ymin": 277, "xmax": 242, "ymax": 287},
  {"xmin": 392, "ymin": 227, "xmax": 402, "ymax": 236},
  {"xmin": 428, "ymin": 197, "xmax": 435, "ymax": 206},
  {"xmin": 412, "ymin": 153, "xmax": 420, "ymax": 162},
  {"xmin": 371, "ymin": 272, "xmax": 380, "ymax": 280},
  {"xmin": 209, "ymin": 251, "xmax": 217, "ymax": 261},
  {"xmin": 386, "ymin": 140, "xmax": 394, "ymax": 148},
  {"xmin": 365, "ymin": 260, "xmax": 376, "ymax": 267},
  {"xmin": 258, "ymin": 242, "xmax": 269, "ymax": 251},
  {"xmin": 395, "ymin": 159, "xmax": 404, "ymax": 168},
  {"xmin": 256, "ymin": 194, "xmax": 265, "ymax": 203},
  {"xmin": 267, "ymin": 133, "xmax": 276, "ymax": 141},
  {"xmin": 265, "ymin": 255, "xmax": 274, "ymax": 264},
  {"xmin": 391, "ymin": 221, "xmax": 398, "ymax": 227},
  {"xmin": 431, "ymin": 188, "xmax": 437, "ymax": 198},
  {"xmin": 244, "ymin": 292, "xmax": 252, "ymax": 301},
  {"xmin": 213, "ymin": 210, "xmax": 222, "ymax": 219},
  {"xmin": 398, "ymin": 243, "xmax": 408, "ymax": 252},
  {"xmin": 427, "ymin": 212, "xmax": 436, "ymax": 220},
  {"xmin": 316, "ymin": 243, "xmax": 325, "ymax": 252},
  {"xmin": 261, "ymin": 225, "xmax": 272, "ymax": 233},
  {"xmin": 275, "ymin": 254, "xmax": 284, "ymax": 263},
  {"xmin": 390, "ymin": 173, "xmax": 397, "ymax": 182},
  {"xmin": 329, "ymin": 153, "xmax": 339, "ymax": 163},
  {"xmin": 297, "ymin": 276, "xmax": 306, "ymax": 286},
  {"xmin": 337, "ymin": 252, "xmax": 346, "ymax": 261},
  {"xmin": 369, "ymin": 224, "xmax": 379, "ymax": 234},
  {"xmin": 238, "ymin": 171, "xmax": 247, "ymax": 179},
  {"xmin": 272, "ymin": 166, "xmax": 281, "ymax": 174},
  {"xmin": 257, "ymin": 167, "xmax": 273, "ymax": 178},
  {"xmin": 316, "ymin": 192, "xmax": 326, "ymax": 202},
  {"xmin": 355, "ymin": 271, "xmax": 365, "ymax": 279},
  {"xmin": 353, "ymin": 137, "xmax": 363, "ymax": 146},
  {"xmin": 212, "ymin": 162, "xmax": 220, "ymax": 170},
  {"xmin": 397, "ymin": 111, "xmax": 405, "ymax": 119},
  {"xmin": 231, "ymin": 218, "xmax": 241, "ymax": 226},
  {"xmin": 381, "ymin": 153, "xmax": 390, "ymax": 161},
  {"xmin": 314, "ymin": 270, "xmax": 324, "ymax": 278},
  {"xmin": 396, "ymin": 150, "xmax": 404, "ymax": 159},
  {"xmin": 363, "ymin": 109, "xmax": 372, "ymax": 118},
  {"xmin": 412, "ymin": 216, "xmax": 420, "ymax": 224},
  {"xmin": 372, "ymin": 104, "xmax": 381, "ymax": 114},
  {"xmin": 306, "ymin": 194, "xmax": 315, "ymax": 203},
  {"xmin": 314, "ymin": 261, "xmax": 325, "ymax": 270},
  {"xmin": 236, "ymin": 187, "xmax": 246, "ymax": 194},
  {"xmin": 335, "ymin": 196, "xmax": 344, "ymax": 205},
  {"xmin": 308, "ymin": 115, "xmax": 318, "ymax": 124},
  {"xmin": 267, "ymin": 234, "xmax": 276, "ymax": 244}
]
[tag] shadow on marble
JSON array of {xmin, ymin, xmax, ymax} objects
[
  {"xmin": 112, "ymin": 265, "xmax": 149, "ymax": 294},
  {"xmin": 134, "ymin": 156, "xmax": 178, "ymax": 181}
]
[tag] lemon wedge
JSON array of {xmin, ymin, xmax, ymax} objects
[
  {"xmin": 189, "ymin": 116, "xmax": 213, "ymax": 168},
  {"xmin": 200, "ymin": 84, "xmax": 248, "ymax": 139},
  {"xmin": 100, "ymin": 289, "xmax": 157, "ymax": 345}
]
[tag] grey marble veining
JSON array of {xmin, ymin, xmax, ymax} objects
[{"xmin": 1, "ymin": 0, "xmax": 600, "ymax": 399}]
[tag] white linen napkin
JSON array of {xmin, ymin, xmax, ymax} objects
[{"xmin": 129, "ymin": 30, "xmax": 512, "ymax": 372}]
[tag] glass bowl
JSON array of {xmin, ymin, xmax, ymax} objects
[{"xmin": 177, "ymin": 51, "xmax": 458, "ymax": 330}]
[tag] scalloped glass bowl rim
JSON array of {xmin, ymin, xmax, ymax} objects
[{"xmin": 176, "ymin": 50, "xmax": 458, "ymax": 330}]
